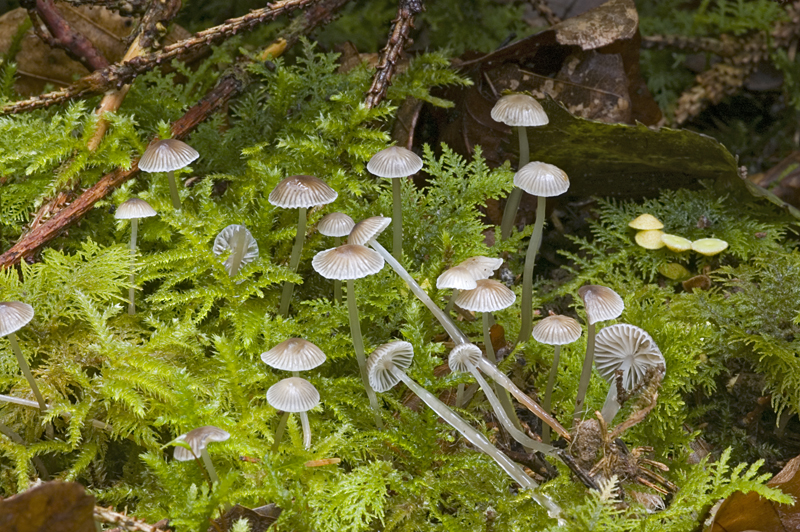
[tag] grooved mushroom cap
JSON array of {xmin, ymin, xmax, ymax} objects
[
  {"xmin": 347, "ymin": 216, "xmax": 391, "ymax": 245},
  {"xmin": 366, "ymin": 341, "xmax": 414, "ymax": 392},
  {"xmin": 514, "ymin": 162, "xmax": 570, "ymax": 197},
  {"xmin": 318, "ymin": 212, "xmax": 355, "ymax": 238},
  {"xmin": 457, "ymin": 256, "xmax": 503, "ymax": 280},
  {"xmin": 0, "ymin": 302, "xmax": 34, "ymax": 337},
  {"xmin": 661, "ymin": 234, "xmax": 692, "ymax": 252},
  {"xmin": 312, "ymin": 244, "xmax": 384, "ymax": 280},
  {"xmin": 490, "ymin": 94, "xmax": 549, "ymax": 127},
  {"xmin": 139, "ymin": 139, "xmax": 199, "ymax": 173},
  {"xmin": 447, "ymin": 343, "xmax": 482, "ymax": 373},
  {"xmin": 635, "ymin": 230, "xmax": 665, "ymax": 250},
  {"xmin": 692, "ymin": 238, "xmax": 728, "ymax": 256},
  {"xmin": 212, "ymin": 225, "xmax": 259, "ymax": 275},
  {"xmin": 267, "ymin": 377, "xmax": 320, "ymax": 413},
  {"xmin": 532, "ymin": 315, "xmax": 582, "ymax": 345},
  {"xmin": 628, "ymin": 214, "xmax": 664, "ymax": 231},
  {"xmin": 261, "ymin": 338, "xmax": 326, "ymax": 372},
  {"xmin": 594, "ymin": 324, "xmax": 665, "ymax": 390},
  {"xmin": 436, "ymin": 266, "xmax": 478, "ymax": 290},
  {"xmin": 173, "ymin": 425, "xmax": 230, "ymax": 461},
  {"xmin": 115, "ymin": 198, "xmax": 157, "ymax": 220},
  {"xmin": 454, "ymin": 279, "xmax": 516, "ymax": 313},
  {"xmin": 367, "ymin": 146, "xmax": 423, "ymax": 178},
  {"xmin": 268, "ymin": 175, "xmax": 338, "ymax": 209},
  {"xmin": 578, "ymin": 285, "xmax": 624, "ymax": 325}
]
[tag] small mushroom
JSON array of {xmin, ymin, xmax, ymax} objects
[
  {"xmin": 173, "ymin": 425, "xmax": 230, "ymax": 484},
  {"xmin": 661, "ymin": 234, "xmax": 692, "ymax": 252},
  {"xmin": 318, "ymin": 213, "xmax": 355, "ymax": 302},
  {"xmin": 115, "ymin": 198, "xmax": 157, "ymax": 315},
  {"xmin": 457, "ymin": 256, "xmax": 503, "ymax": 280},
  {"xmin": 692, "ymin": 238, "xmax": 728, "ymax": 256},
  {"xmin": 628, "ymin": 214, "xmax": 664, "ymax": 231},
  {"xmin": 267, "ymin": 377, "xmax": 320, "ymax": 450},
  {"xmin": 436, "ymin": 265, "xmax": 477, "ymax": 314},
  {"xmin": 212, "ymin": 224, "xmax": 259, "ymax": 278},
  {"xmin": 0, "ymin": 302, "xmax": 45, "ymax": 410},
  {"xmin": 635, "ymin": 230, "xmax": 666, "ymax": 250},
  {"xmin": 261, "ymin": 338, "xmax": 326, "ymax": 377},
  {"xmin": 138, "ymin": 139, "xmax": 199, "ymax": 210}
]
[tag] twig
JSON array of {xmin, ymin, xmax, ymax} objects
[
  {"xmin": 363, "ymin": 0, "xmax": 423, "ymax": 109},
  {"xmin": 57, "ymin": 0, "xmax": 151, "ymax": 15},
  {"xmin": 529, "ymin": 0, "xmax": 561, "ymax": 26},
  {"xmin": 94, "ymin": 505, "xmax": 167, "ymax": 532}
]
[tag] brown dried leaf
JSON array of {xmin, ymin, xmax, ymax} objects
[
  {"xmin": 0, "ymin": 481, "xmax": 96, "ymax": 532},
  {"xmin": 749, "ymin": 151, "xmax": 800, "ymax": 210},
  {"xmin": 208, "ymin": 503, "xmax": 282, "ymax": 532},
  {"xmin": 553, "ymin": 0, "xmax": 638, "ymax": 50}
]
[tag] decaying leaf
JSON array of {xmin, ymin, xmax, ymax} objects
[
  {"xmin": 749, "ymin": 151, "xmax": 800, "ymax": 210},
  {"xmin": 208, "ymin": 503, "xmax": 282, "ymax": 532},
  {"xmin": 0, "ymin": 481, "xmax": 96, "ymax": 532}
]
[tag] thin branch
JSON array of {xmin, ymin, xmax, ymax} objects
[
  {"xmin": 57, "ymin": 0, "xmax": 151, "ymax": 16},
  {"xmin": 529, "ymin": 0, "xmax": 561, "ymax": 26},
  {"xmin": 94, "ymin": 506, "xmax": 166, "ymax": 532}
]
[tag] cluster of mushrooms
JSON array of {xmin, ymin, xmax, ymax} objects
[{"xmin": 0, "ymin": 96, "xmax": 677, "ymax": 518}]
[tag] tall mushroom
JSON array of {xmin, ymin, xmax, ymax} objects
[
  {"xmin": 138, "ymin": 139, "xmax": 199, "ymax": 210},
  {"xmin": 366, "ymin": 146, "xmax": 423, "ymax": 262},
  {"xmin": 0, "ymin": 302, "xmax": 45, "ymax": 410},
  {"xmin": 270, "ymin": 175, "xmax": 338, "ymax": 316},
  {"xmin": 436, "ymin": 266, "xmax": 476, "ymax": 315},
  {"xmin": 212, "ymin": 224, "xmax": 259, "ymax": 278},
  {"xmin": 173, "ymin": 425, "xmax": 230, "ymax": 485},
  {"xmin": 115, "ymin": 197, "xmax": 157, "ymax": 315},
  {"xmin": 267, "ymin": 376, "xmax": 320, "ymax": 450},
  {"xmin": 318, "ymin": 212, "xmax": 355, "ymax": 302}
]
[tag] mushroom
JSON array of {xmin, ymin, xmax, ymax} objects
[
  {"xmin": 115, "ymin": 198, "xmax": 157, "ymax": 315},
  {"xmin": 138, "ymin": 139, "xmax": 199, "ymax": 210},
  {"xmin": 261, "ymin": 338, "xmax": 327, "ymax": 377},
  {"xmin": 318, "ymin": 212, "xmax": 355, "ymax": 302},
  {"xmin": 573, "ymin": 285, "xmax": 624, "ymax": 420},
  {"xmin": 367, "ymin": 341, "xmax": 562, "ymax": 519},
  {"xmin": 0, "ymin": 302, "xmax": 45, "ymax": 410},
  {"xmin": 692, "ymin": 238, "xmax": 728, "ymax": 256},
  {"xmin": 513, "ymin": 162, "xmax": 570, "ymax": 345},
  {"xmin": 661, "ymin": 234, "xmax": 692, "ymax": 252},
  {"xmin": 312, "ymin": 243, "xmax": 385, "ymax": 428},
  {"xmin": 635, "ymin": 230, "xmax": 666, "ymax": 250},
  {"xmin": 212, "ymin": 224, "xmax": 259, "ymax": 278},
  {"xmin": 267, "ymin": 376, "xmax": 320, "ymax": 450},
  {"xmin": 436, "ymin": 265, "xmax": 476, "ymax": 314},
  {"xmin": 458, "ymin": 256, "xmax": 504, "ymax": 280},
  {"xmin": 531, "ymin": 313, "xmax": 582, "ymax": 443},
  {"xmin": 366, "ymin": 146, "xmax": 423, "ymax": 262},
  {"xmin": 628, "ymin": 214, "xmax": 664, "ymax": 231},
  {"xmin": 269, "ymin": 175, "xmax": 338, "ymax": 316},
  {"xmin": 173, "ymin": 425, "xmax": 230, "ymax": 484},
  {"xmin": 594, "ymin": 324, "xmax": 665, "ymax": 422},
  {"xmin": 490, "ymin": 94, "xmax": 549, "ymax": 241}
]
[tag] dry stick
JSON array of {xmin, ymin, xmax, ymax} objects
[
  {"xmin": 59, "ymin": 0, "xmax": 151, "ymax": 16},
  {"xmin": 94, "ymin": 506, "xmax": 163, "ymax": 532}
]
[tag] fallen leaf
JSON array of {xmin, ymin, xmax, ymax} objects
[
  {"xmin": 208, "ymin": 503, "xmax": 282, "ymax": 532},
  {"xmin": 0, "ymin": 481, "xmax": 95, "ymax": 532}
]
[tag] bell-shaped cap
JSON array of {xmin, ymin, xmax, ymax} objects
[
  {"xmin": 436, "ymin": 266, "xmax": 477, "ymax": 290},
  {"xmin": 578, "ymin": 285, "xmax": 624, "ymax": 325},
  {"xmin": 318, "ymin": 212, "xmax": 355, "ymax": 238},
  {"xmin": 261, "ymin": 338, "xmax": 326, "ymax": 372},
  {"xmin": 115, "ymin": 198, "xmax": 157, "ymax": 220},
  {"xmin": 267, "ymin": 377, "xmax": 320, "ymax": 413},
  {"xmin": 692, "ymin": 238, "xmax": 728, "ymax": 256},
  {"xmin": 212, "ymin": 225, "xmax": 259, "ymax": 275},
  {"xmin": 268, "ymin": 175, "xmax": 337, "ymax": 209},
  {"xmin": 366, "ymin": 341, "xmax": 414, "ymax": 392},
  {"xmin": 447, "ymin": 343, "xmax": 482, "ymax": 373},
  {"xmin": 312, "ymin": 244, "xmax": 384, "ymax": 280},
  {"xmin": 628, "ymin": 214, "xmax": 664, "ymax": 231},
  {"xmin": 367, "ymin": 146, "xmax": 423, "ymax": 178},
  {"xmin": 347, "ymin": 216, "xmax": 391, "ymax": 246},
  {"xmin": 532, "ymin": 314, "xmax": 582, "ymax": 345},
  {"xmin": 490, "ymin": 94, "xmax": 549, "ymax": 127},
  {"xmin": 0, "ymin": 302, "xmax": 34, "ymax": 337},
  {"xmin": 661, "ymin": 234, "xmax": 692, "ymax": 252},
  {"xmin": 173, "ymin": 425, "xmax": 230, "ymax": 461},
  {"xmin": 454, "ymin": 279, "xmax": 515, "ymax": 313},
  {"xmin": 457, "ymin": 256, "xmax": 503, "ymax": 280},
  {"xmin": 139, "ymin": 139, "xmax": 199, "ymax": 173},
  {"xmin": 594, "ymin": 324, "xmax": 665, "ymax": 390},
  {"xmin": 514, "ymin": 162, "xmax": 570, "ymax": 197},
  {"xmin": 635, "ymin": 230, "xmax": 665, "ymax": 250}
]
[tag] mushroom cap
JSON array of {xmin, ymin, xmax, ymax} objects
[
  {"xmin": 267, "ymin": 377, "xmax": 320, "ymax": 413},
  {"xmin": 490, "ymin": 94, "xmax": 549, "ymax": 127},
  {"xmin": 578, "ymin": 285, "xmax": 624, "ymax": 325},
  {"xmin": 447, "ymin": 343, "xmax": 482, "ymax": 373},
  {"xmin": 366, "ymin": 341, "xmax": 414, "ymax": 392},
  {"xmin": 212, "ymin": 225, "xmax": 259, "ymax": 275},
  {"xmin": 436, "ymin": 266, "xmax": 478, "ymax": 290},
  {"xmin": 513, "ymin": 162, "xmax": 570, "ymax": 197},
  {"xmin": 366, "ymin": 146, "xmax": 423, "ymax": 178},
  {"xmin": 454, "ymin": 279, "xmax": 516, "ymax": 313},
  {"xmin": 115, "ymin": 198, "xmax": 157, "ymax": 220},
  {"xmin": 661, "ymin": 234, "xmax": 692, "ymax": 252},
  {"xmin": 532, "ymin": 314, "xmax": 582, "ymax": 345},
  {"xmin": 261, "ymin": 338, "xmax": 327, "ymax": 372},
  {"xmin": 692, "ymin": 238, "xmax": 728, "ymax": 256},
  {"xmin": 347, "ymin": 216, "xmax": 391, "ymax": 246},
  {"xmin": 628, "ymin": 214, "xmax": 664, "ymax": 231},
  {"xmin": 312, "ymin": 244, "xmax": 384, "ymax": 280},
  {"xmin": 138, "ymin": 139, "xmax": 199, "ymax": 173},
  {"xmin": 594, "ymin": 324, "xmax": 665, "ymax": 390},
  {"xmin": 0, "ymin": 302, "xmax": 34, "ymax": 337},
  {"xmin": 318, "ymin": 212, "xmax": 355, "ymax": 238},
  {"xmin": 457, "ymin": 256, "xmax": 503, "ymax": 280},
  {"xmin": 173, "ymin": 425, "xmax": 230, "ymax": 461},
  {"xmin": 268, "ymin": 175, "xmax": 338, "ymax": 209},
  {"xmin": 635, "ymin": 230, "xmax": 666, "ymax": 250}
]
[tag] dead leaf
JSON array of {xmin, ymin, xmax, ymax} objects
[
  {"xmin": 0, "ymin": 481, "xmax": 95, "ymax": 532},
  {"xmin": 208, "ymin": 503, "xmax": 281, "ymax": 532},
  {"xmin": 553, "ymin": 0, "xmax": 638, "ymax": 50},
  {"xmin": 749, "ymin": 151, "xmax": 800, "ymax": 210}
]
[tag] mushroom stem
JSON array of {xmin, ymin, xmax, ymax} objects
[
  {"xmin": 499, "ymin": 126, "xmax": 530, "ymax": 241},
  {"xmin": 333, "ymin": 237, "xmax": 342, "ymax": 303},
  {"xmin": 200, "ymin": 446, "xmax": 220, "ymax": 484},
  {"xmin": 483, "ymin": 313, "xmax": 523, "ymax": 433},
  {"xmin": 300, "ymin": 411, "xmax": 312, "ymax": 450},
  {"xmin": 368, "ymin": 240, "xmax": 469, "ymax": 345},
  {"xmin": 271, "ymin": 412, "xmax": 290, "ymax": 452},
  {"xmin": 392, "ymin": 178, "xmax": 403, "ymax": 263},
  {"xmin": 347, "ymin": 279, "xmax": 384, "ymax": 429},
  {"xmin": 228, "ymin": 225, "xmax": 247, "ymax": 278},
  {"xmin": 8, "ymin": 333, "xmax": 46, "ymax": 411},
  {"xmin": 542, "ymin": 345, "xmax": 561, "ymax": 444},
  {"xmin": 573, "ymin": 322, "xmax": 596, "ymax": 422},
  {"xmin": 444, "ymin": 289, "xmax": 459, "ymax": 314},
  {"xmin": 518, "ymin": 196, "xmax": 546, "ymax": 345},
  {"xmin": 600, "ymin": 384, "xmax": 621, "ymax": 424},
  {"xmin": 391, "ymin": 367, "xmax": 562, "ymax": 519},
  {"xmin": 166, "ymin": 170, "xmax": 181, "ymax": 210},
  {"xmin": 128, "ymin": 218, "xmax": 138, "ymax": 315},
  {"xmin": 0, "ymin": 421, "xmax": 49, "ymax": 479},
  {"xmin": 279, "ymin": 207, "xmax": 307, "ymax": 316}
]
